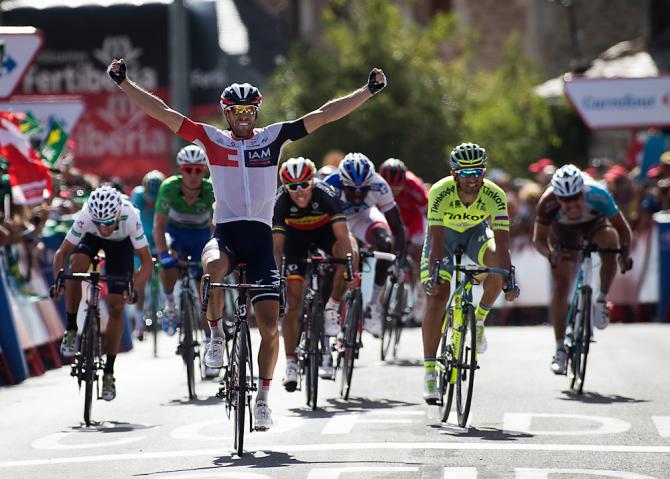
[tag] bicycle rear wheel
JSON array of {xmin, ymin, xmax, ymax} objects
[
  {"xmin": 233, "ymin": 321, "xmax": 248, "ymax": 456},
  {"xmin": 150, "ymin": 277, "xmax": 160, "ymax": 358},
  {"xmin": 181, "ymin": 291, "xmax": 197, "ymax": 399},
  {"xmin": 438, "ymin": 310, "xmax": 455, "ymax": 422},
  {"xmin": 455, "ymin": 304, "xmax": 477, "ymax": 428},
  {"xmin": 571, "ymin": 287, "xmax": 592, "ymax": 394},
  {"xmin": 391, "ymin": 281, "xmax": 409, "ymax": 359},
  {"xmin": 340, "ymin": 290, "xmax": 361, "ymax": 400},
  {"xmin": 306, "ymin": 299, "xmax": 322, "ymax": 410},
  {"xmin": 82, "ymin": 308, "xmax": 97, "ymax": 427}
]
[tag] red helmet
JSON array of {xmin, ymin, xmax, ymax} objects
[
  {"xmin": 379, "ymin": 158, "xmax": 407, "ymax": 187},
  {"xmin": 280, "ymin": 157, "xmax": 316, "ymax": 185}
]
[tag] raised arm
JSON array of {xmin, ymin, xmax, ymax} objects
[
  {"xmin": 301, "ymin": 68, "xmax": 387, "ymax": 134},
  {"xmin": 107, "ymin": 59, "xmax": 185, "ymax": 133}
]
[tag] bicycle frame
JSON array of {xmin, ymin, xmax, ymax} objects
[{"xmin": 175, "ymin": 257, "xmax": 202, "ymax": 399}]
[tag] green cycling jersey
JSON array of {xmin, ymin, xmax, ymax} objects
[{"xmin": 155, "ymin": 175, "xmax": 214, "ymax": 229}]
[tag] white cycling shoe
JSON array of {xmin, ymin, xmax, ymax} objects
[
  {"xmin": 254, "ymin": 400, "xmax": 273, "ymax": 431},
  {"xmin": 204, "ymin": 337, "xmax": 224, "ymax": 369}
]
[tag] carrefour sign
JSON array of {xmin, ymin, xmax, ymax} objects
[{"xmin": 564, "ymin": 76, "xmax": 670, "ymax": 129}]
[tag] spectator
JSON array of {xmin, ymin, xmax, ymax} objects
[
  {"xmin": 604, "ymin": 165, "xmax": 635, "ymax": 219},
  {"xmin": 528, "ymin": 158, "xmax": 555, "ymax": 186}
]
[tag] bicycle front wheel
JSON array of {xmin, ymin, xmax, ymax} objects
[
  {"xmin": 571, "ymin": 287, "xmax": 592, "ymax": 394},
  {"xmin": 82, "ymin": 308, "xmax": 97, "ymax": 427},
  {"xmin": 181, "ymin": 292, "xmax": 197, "ymax": 399},
  {"xmin": 380, "ymin": 282, "xmax": 395, "ymax": 361},
  {"xmin": 150, "ymin": 278, "xmax": 160, "ymax": 358},
  {"xmin": 455, "ymin": 304, "xmax": 477, "ymax": 428},
  {"xmin": 391, "ymin": 281, "xmax": 409, "ymax": 359},
  {"xmin": 340, "ymin": 290, "xmax": 361, "ymax": 400},
  {"xmin": 307, "ymin": 299, "xmax": 322, "ymax": 410},
  {"xmin": 233, "ymin": 321, "xmax": 248, "ymax": 456},
  {"xmin": 438, "ymin": 310, "xmax": 455, "ymax": 422}
]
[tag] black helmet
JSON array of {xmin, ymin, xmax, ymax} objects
[{"xmin": 220, "ymin": 82, "xmax": 262, "ymax": 108}]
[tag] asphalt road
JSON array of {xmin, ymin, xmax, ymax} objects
[{"xmin": 1, "ymin": 323, "xmax": 669, "ymax": 478}]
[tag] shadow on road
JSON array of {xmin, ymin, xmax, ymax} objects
[
  {"xmin": 288, "ymin": 396, "xmax": 420, "ymax": 417},
  {"xmin": 383, "ymin": 358, "xmax": 423, "ymax": 368},
  {"xmin": 70, "ymin": 421, "xmax": 157, "ymax": 433},
  {"xmin": 558, "ymin": 390, "xmax": 648, "ymax": 404},
  {"xmin": 429, "ymin": 423, "xmax": 534, "ymax": 441},
  {"xmin": 165, "ymin": 395, "xmax": 223, "ymax": 406}
]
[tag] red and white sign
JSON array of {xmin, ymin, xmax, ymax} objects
[
  {"xmin": 0, "ymin": 95, "xmax": 85, "ymax": 133},
  {"xmin": 564, "ymin": 76, "xmax": 670, "ymax": 130},
  {"xmin": 0, "ymin": 27, "xmax": 43, "ymax": 99}
]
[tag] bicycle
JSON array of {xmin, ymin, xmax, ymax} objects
[
  {"xmin": 431, "ymin": 248, "xmax": 515, "ymax": 427},
  {"xmin": 292, "ymin": 251, "xmax": 353, "ymax": 410},
  {"xmin": 174, "ymin": 256, "xmax": 204, "ymax": 400},
  {"xmin": 52, "ymin": 256, "xmax": 133, "ymax": 427},
  {"xmin": 380, "ymin": 257, "xmax": 412, "ymax": 361},
  {"xmin": 201, "ymin": 261, "xmax": 284, "ymax": 456},
  {"xmin": 336, "ymin": 248, "xmax": 395, "ymax": 400},
  {"xmin": 141, "ymin": 257, "xmax": 162, "ymax": 357},
  {"xmin": 561, "ymin": 242, "xmax": 624, "ymax": 394}
]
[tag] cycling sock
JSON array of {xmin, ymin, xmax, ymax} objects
[
  {"xmin": 104, "ymin": 354, "xmax": 116, "ymax": 374},
  {"xmin": 66, "ymin": 313, "xmax": 78, "ymax": 331},
  {"xmin": 556, "ymin": 339, "xmax": 565, "ymax": 351},
  {"xmin": 475, "ymin": 303, "xmax": 491, "ymax": 322},
  {"xmin": 370, "ymin": 283, "xmax": 384, "ymax": 304},
  {"xmin": 208, "ymin": 317, "xmax": 225, "ymax": 339},
  {"xmin": 256, "ymin": 378, "xmax": 271, "ymax": 402},
  {"xmin": 597, "ymin": 291, "xmax": 606, "ymax": 302},
  {"xmin": 423, "ymin": 358, "xmax": 436, "ymax": 374},
  {"xmin": 134, "ymin": 310, "xmax": 143, "ymax": 329},
  {"xmin": 165, "ymin": 291, "xmax": 175, "ymax": 309},
  {"xmin": 325, "ymin": 298, "xmax": 340, "ymax": 311}
]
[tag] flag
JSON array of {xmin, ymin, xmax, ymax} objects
[
  {"xmin": 40, "ymin": 120, "xmax": 68, "ymax": 166},
  {"xmin": 19, "ymin": 111, "xmax": 43, "ymax": 137},
  {"xmin": 0, "ymin": 112, "xmax": 52, "ymax": 205}
]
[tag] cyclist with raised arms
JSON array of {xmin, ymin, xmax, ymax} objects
[
  {"xmin": 533, "ymin": 164, "xmax": 633, "ymax": 375},
  {"xmin": 324, "ymin": 153, "xmax": 406, "ymax": 337},
  {"xmin": 107, "ymin": 58, "xmax": 387, "ymax": 429},
  {"xmin": 131, "ymin": 169, "xmax": 165, "ymax": 339},
  {"xmin": 273, "ymin": 157, "xmax": 356, "ymax": 390},
  {"xmin": 379, "ymin": 158, "xmax": 429, "ymax": 320},
  {"xmin": 53, "ymin": 185, "xmax": 153, "ymax": 400},
  {"xmin": 421, "ymin": 143, "xmax": 519, "ymax": 404},
  {"xmin": 153, "ymin": 146, "xmax": 214, "ymax": 338}
]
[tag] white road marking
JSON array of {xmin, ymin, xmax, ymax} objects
[
  {"xmin": 163, "ymin": 474, "xmax": 271, "ymax": 479},
  {"xmin": 515, "ymin": 468, "xmax": 657, "ymax": 479},
  {"xmin": 171, "ymin": 417, "xmax": 304, "ymax": 440},
  {"xmin": 306, "ymin": 466, "xmax": 419, "ymax": 478},
  {"xmin": 31, "ymin": 432, "xmax": 145, "ymax": 450},
  {"xmin": 503, "ymin": 413, "xmax": 631, "ymax": 436},
  {"xmin": 444, "ymin": 466, "xmax": 478, "ymax": 478},
  {"xmin": 322, "ymin": 410, "xmax": 421, "ymax": 434},
  {"xmin": 2, "ymin": 442, "xmax": 670, "ymax": 468},
  {"xmin": 651, "ymin": 416, "xmax": 670, "ymax": 438}
]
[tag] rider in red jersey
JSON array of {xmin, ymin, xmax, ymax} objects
[{"xmin": 379, "ymin": 158, "xmax": 428, "ymax": 321}]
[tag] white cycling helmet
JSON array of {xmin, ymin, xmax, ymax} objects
[
  {"xmin": 176, "ymin": 145, "xmax": 207, "ymax": 166},
  {"xmin": 551, "ymin": 164, "xmax": 585, "ymax": 197},
  {"xmin": 87, "ymin": 185, "xmax": 122, "ymax": 222},
  {"xmin": 338, "ymin": 152, "xmax": 375, "ymax": 187}
]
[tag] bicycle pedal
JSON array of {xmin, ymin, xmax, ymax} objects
[{"xmin": 215, "ymin": 387, "xmax": 226, "ymax": 399}]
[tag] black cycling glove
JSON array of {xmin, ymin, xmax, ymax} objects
[
  {"xmin": 107, "ymin": 61, "xmax": 127, "ymax": 85},
  {"xmin": 367, "ymin": 69, "xmax": 387, "ymax": 95}
]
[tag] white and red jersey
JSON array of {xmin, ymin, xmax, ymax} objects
[
  {"xmin": 177, "ymin": 117, "xmax": 309, "ymax": 227},
  {"xmin": 394, "ymin": 171, "xmax": 428, "ymax": 242}
]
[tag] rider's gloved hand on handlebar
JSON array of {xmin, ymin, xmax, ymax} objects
[
  {"xmin": 159, "ymin": 251, "xmax": 177, "ymax": 269},
  {"xmin": 618, "ymin": 248, "xmax": 633, "ymax": 274}
]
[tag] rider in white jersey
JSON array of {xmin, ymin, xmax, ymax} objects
[{"xmin": 108, "ymin": 58, "xmax": 388, "ymax": 429}]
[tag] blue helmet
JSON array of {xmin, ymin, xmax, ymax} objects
[
  {"xmin": 338, "ymin": 152, "xmax": 374, "ymax": 187},
  {"xmin": 142, "ymin": 170, "xmax": 165, "ymax": 202}
]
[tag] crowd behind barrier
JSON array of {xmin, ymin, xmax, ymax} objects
[{"xmin": 1, "ymin": 130, "xmax": 670, "ymax": 385}]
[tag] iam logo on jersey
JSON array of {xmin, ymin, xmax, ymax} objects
[{"xmin": 245, "ymin": 148, "xmax": 274, "ymax": 167}]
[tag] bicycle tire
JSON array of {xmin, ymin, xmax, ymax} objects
[
  {"xmin": 455, "ymin": 304, "xmax": 477, "ymax": 428},
  {"xmin": 391, "ymin": 281, "xmax": 409, "ymax": 359},
  {"xmin": 233, "ymin": 321, "xmax": 248, "ymax": 456},
  {"xmin": 82, "ymin": 308, "xmax": 96, "ymax": 427},
  {"xmin": 150, "ymin": 277, "xmax": 159, "ymax": 358},
  {"xmin": 181, "ymin": 291, "xmax": 197, "ymax": 399},
  {"xmin": 340, "ymin": 289, "xmax": 361, "ymax": 400},
  {"xmin": 307, "ymin": 297, "xmax": 322, "ymax": 410},
  {"xmin": 380, "ymin": 282, "xmax": 395, "ymax": 361},
  {"xmin": 438, "ymin": 310, "xmax": 455, "ymax": 422},
  {"xmin": 572, "ymin": 286, "xmax": 592, "ymax": 394}
]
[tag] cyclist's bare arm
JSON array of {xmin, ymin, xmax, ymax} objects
[
  {"xmin": 532, "ymin": 221, "xmax": 552, "ymax": 259},
  {"xmin": 300, "ymin": 68, "xmax": 385, "ymax": 134},
  {"xmin": 134, "ymin": 245, "xmax": 153, "ymax": 291},
  {"xmin": 332, "ymin": 221, "xmax": 354, "ymax": 257},
  {"xmin": 272, "ymin": 231, "xmax": 285, "ymax": 275},
  {"xmin": 608, "ymin": 210, "xmax": 633, "ymax": 272},
  {"xmin": 384, "ymin": 206, "xmax": 407, "ymax": 256},
  {"xmin": 492, "ymin": 229, "xmax": 512, "ymax": 270},
  {"xmin": 153, "ymin": 212, "xmax": 170, "ymax": 255},
  {"xmin": 427, "ymin": 225, "xmax": 445, "ymax": 272},
  {"xmin": 109, "ymin": 59, "xmax": 185, "ymax": 133},
  {"xmin": 52, "ymin": 239, "xmax": 77, "ymax": 280}
]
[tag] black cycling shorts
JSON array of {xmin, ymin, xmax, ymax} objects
[
  {"xmin": 282, "ymin": 227, "xmax": 336, "ymax": 280},
  {"xmin": 73, "ymin": 234, "xmax": 134, "ymax": 294},
  {"xmin": 207, "ymin": 220, "xmax": 279, "ymax": 304}
]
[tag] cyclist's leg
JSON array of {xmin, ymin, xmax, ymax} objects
[
  {"xmin": 365, "ymin": 208, "xmax": 394, "ymax": 306},
  {"xmin": 159, "ymin": 227, "xmax": 183, "ymax": 332},
  {"xmin": 282, "ymin": 262, "xmax": 304, "ymax": 358},
  {"xmin": 589, "ymin": 220, "xmax": 619, "ymax": 328},
  {"xmin": 201, "ymin": 230, "xmax": 233, "ymax": 339},
  {"xmin": 329, "ymin": 233, "xmax": 359, "ymax": 303},
  {"xmin": 468, "ymin": 224, "xmax": 498, "ymax": 353}
]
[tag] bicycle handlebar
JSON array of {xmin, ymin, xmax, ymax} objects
[{"xmin": 560, "ymin": 243, "xmax": 625, "ymax": 255}]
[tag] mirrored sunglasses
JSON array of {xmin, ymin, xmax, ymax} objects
[
  {"xmin": 181, "ymin": 166, "xmax": 205, "ymax": 175},
  {"xmin": 456, "ymin": 167, "xmax": 486, "ymax": 178},
  {"xmin": 286, "ymin": 180, "xmax": 313, "ymax": 191},
  {"xmin": 93, "ymin": 218, "xmax": 116, "ymax": 227},
  {"xmin": 226, "ymin": 105, "xmax": 258, "ymax": 115},
  {"xmin": 344, "ymin": 185, "xmax": 370, "ymax": 194}
]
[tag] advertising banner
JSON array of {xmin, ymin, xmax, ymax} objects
[
  {"xmin": 0, "ymin": 27, "xmax": 43, "ymax": 99},
  {"xmin": 564, "ymin": 76, "xmax": 670, "ymax": 130}
]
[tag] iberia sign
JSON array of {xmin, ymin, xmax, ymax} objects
[
  {"xmin": 564, "ymin": 76, "xmax": 670, "ymax": 130},
  {"xmin": 0, "ymin": 27, "xmax": 43, "ymax": 99}
]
